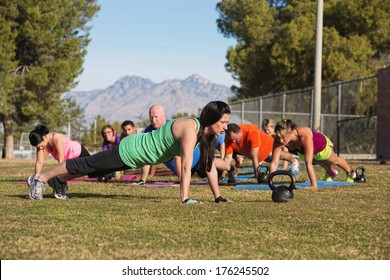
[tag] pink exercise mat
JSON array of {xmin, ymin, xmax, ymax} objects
[
  {"xmin": 16, "ymin": 174, "xmax": 138, "ymax": 184},
  {"xmin": 123, "ymin": 181, "xmax": 175, "ymax": 188},
  {"xmin": 68, "ymin": 174, "xmax": 138, "ymax": 182}
]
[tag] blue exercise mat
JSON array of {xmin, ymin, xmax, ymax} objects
[
  {"xmin": 236, "ymin": 171, "xmax": 299, "ymax": 181},
  {"xmin": 296, "ymin": 180, "xmax": 355, "ymax": 189},
  {"xmin": 234, "ymin": 180, "xmax": 354, "ymax": 191},
  {"xmin": 242, "ymin": 167, "xmax": 253, "ymax": 171},
  {"xmin": 238, "ymin": 174, "xmax": 255, "ymax": 180},
  {"xmin": 234, "ymin": 184, "xmax": 270, "ymax": 190}
]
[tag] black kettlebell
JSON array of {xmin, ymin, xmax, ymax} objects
[
  {"xmin": 268, "ymin": 170, "xmax": 296, "ymax": 203},
  {"xmin": 257, "ymin": 164, "xmax": 269, "ymax": 184},
  {"xmin": 97, "ymin": 175, "xmax": 108, "ymax": 183},
  {"xmin": 354, "ymin": 166, "xmax": 366, "ymax": 183}
]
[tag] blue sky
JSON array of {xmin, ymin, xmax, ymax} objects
[{"xmin": 73, "ymin": 0, "xmax": 238, "ymax": 91}]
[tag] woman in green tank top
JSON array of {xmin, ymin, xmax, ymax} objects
[{"xmin": 27, "ymin": 101, "xmax": 234, "ymax": 204}]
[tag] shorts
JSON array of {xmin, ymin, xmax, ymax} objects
[
  {"xmin": 79, "ymin": 145, "xmax": 91, "ymax": 157},
  {"xmin": 298, "ymin": 136, "xmax": 333, "ymax": 161},
  {"xmin": 66, "ymin": 145, "xmax": 131, "ymax": 178}
]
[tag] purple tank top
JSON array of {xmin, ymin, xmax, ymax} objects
[{"xmin": 102, "ymin": 133, "xmax": 121, "ymax": 150}]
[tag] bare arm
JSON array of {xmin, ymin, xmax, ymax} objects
[
  {"xmin": 269, "ymin": 145, "xmax": 283, "ymax": 174},
  {"xmin": 221, "ymin": 153, "xmax": 233, "ymax": 178},
  {"xmin": 174, "ymin": 156, "xmax": 182, "ymax": 180},
  {"xmin": 206, "ymin": 161, "xmax": 221, "ymax": 199},
  {"xmin": 299, "ymin": 127, "xmax": 317, "ymax": 189},
  {"xmin": 171, "ymin": 118, "xmax": 197, "ymax": 202},
  {"xmin": 34, "ymin": 149, "xmax": 47, "ymax": 175},
  {"xmin": 224, "ymin": 153, "xmax": 233, "ymax": 165},
  {"xmin": 250, "ymin": 147, "xmax": 260, "ymax": 177},
  {"xmin": 140, "ymin": 165, "xmax": 150, "ymax": 182},
  {"xmin": 219, "ymin": 142, "xmax": 226, "ymax": 159}
]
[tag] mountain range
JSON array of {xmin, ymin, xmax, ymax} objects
[{"xmin": 63, "ymin": 74, "xmax": 235, "ymax": 125}]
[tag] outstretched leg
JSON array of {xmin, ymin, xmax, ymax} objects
[{"xmin": 325, "ymin": 148, "xmax": 353, "ymax": 174}]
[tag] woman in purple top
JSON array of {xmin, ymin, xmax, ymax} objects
[
  {"xmin": 100, "ymin": 124, "xmax": 122, "ymax": 181},
  {"xmin": 101, "ymin": 124, "xmax": 121, "ymax": 150},
  {"xmin": 269, "ymin": 119, "xmax": 356, "ymax": 189}
]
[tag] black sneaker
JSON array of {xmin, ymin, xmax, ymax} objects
[
  {"xmin": 48, "ymin": 177, "xmax": 69, "ymax": 200},
  {"xmin": 227, "ymin": 166, "xmax": 238, "ymax": 183}
]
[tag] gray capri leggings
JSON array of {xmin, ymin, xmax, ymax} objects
[{"xmin": 66, "ymin": 145, "xmax": 132, "ymax": 178}]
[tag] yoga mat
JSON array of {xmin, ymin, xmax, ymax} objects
[
  {"xmin": 296, "ymin": 180, "xmax": 355, "ymax": 189},
  {"xmin": 124, "ymin": 182, "xmax": 175, "ymax": 188},
  {"xmin": 171, "ymin": 181, "xmax": 210, "ymax": 187},
  {"xmin": 118, "ymin": 175, "xmax": 138, "ymax": 181},
  {"xmin": 68, "ymin": 175, "xmax": 138, "ymax": 183},
  {"xmin": 234, "ymin": 180, "xmax": 355, "ymax": 190},
  {"xmin": 152, "ymin": 171, "xmax": 174, "ymax": 176},
  {"xmin": 234, "ymin": 184, "xmax": 270, "ymax": 191},
  {"xmin": 68, "ymin": 178, "xmax": 97, "ymax": 182},
  {"xmin": 238, "ymin": 174, "xmax": 255, "ymax": 180}
]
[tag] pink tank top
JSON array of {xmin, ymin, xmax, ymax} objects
[
  {"xmin": 312, "ymin": 131, "xmax": 327, "ymax": 154},
  {"xmin": 49, "ymin": 133, "xmax": 82, "ymax": 161},
  {"xmin": 294, "ymin": 130, "xmax": 327, "ymax": 154}
]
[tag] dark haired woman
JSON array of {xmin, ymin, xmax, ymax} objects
[
  {"xmin": 28, "ymin": 125, "xmax": 90, "ymax": 199},
  {"xmin": 27, "ymin": 101, "xmax": 233, "ymax": 204}
]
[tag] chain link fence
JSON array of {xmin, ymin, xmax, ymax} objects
[{"xmin": 229, "ymin": 75, "xmax": 377, "ymax": 159}]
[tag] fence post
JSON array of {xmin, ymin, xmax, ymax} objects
[
  {"xmin": 241, "ymin": 102, "xmax": 245, "ymax": 124},
  {"xmin": 310, "ymin": 89, "xmax": 314, "ymax": 129},
  {"xmin": 337, "ymin": 83, "xmax": 341, "ymax": 121},
  {"xmin": 259, "ymin": 98, "xmax": 263, "ymax": 127},
  {"xmin": 337, "ymin": 120, "xmax": 340, "ymax": 156}
]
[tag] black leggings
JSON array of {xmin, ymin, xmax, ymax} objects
[{"xmin": 66, "ymin": 145, "xmax": 131, "ymax": 178}]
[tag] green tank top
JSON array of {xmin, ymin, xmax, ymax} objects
[{"xmin": 118, "ymin": 118, "xmax": 200, "ymax": 169}]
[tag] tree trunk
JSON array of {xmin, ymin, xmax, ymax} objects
[{"xmin": 2, "ymin": 116, "xmax": 14, "ymax": 159}]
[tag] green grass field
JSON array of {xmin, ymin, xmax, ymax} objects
[{"xmin": 0, "ymin": 159, "xmax": 389, "ymax": 260}]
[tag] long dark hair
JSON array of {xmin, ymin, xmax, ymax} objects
[
  {"xmin": 29, "ymin": 125, "xmax": 50, "ymax": 146},
  {"xmin": 198, "ymin": 101, "xmax": 231, "ymax": 172}
]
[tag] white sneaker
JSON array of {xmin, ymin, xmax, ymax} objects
[
  {"xmin": 291, "ymin": 159, "xmax": 300, "ymax": 172},
  {"xmin": 27, "ymin": 175, "xmax": 45, "ymax": 200}
]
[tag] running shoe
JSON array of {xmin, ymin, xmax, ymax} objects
[
  {"xmin": 291, "ymin": 159, "xmax": 300, "ymax": 172},
  {"xmin": 182, "ymin": 199, "xmax": 202, "ymax": 205},
  {"xmin": 48, "ymin": 177, "xmax": 69, "ymax": 200},
  {"xmin": 227, "ymin": 166, "xmax": 238, "ymax": 183},
  {"xmin": 346, "ymin": 171, "xmax": 357, "ymax": 183},
  {"xmin": 26, "ymin": 174, "xmax": 35, "ymax": 189},
  {"xmin": 218, "ymin": 176, "xmax": 226, "ymax": 185},
  {"xmin": 27, "ymin": 175, "xmax": 45, "ymax": 200},
  {"xmin": 324, "ymin": 169, "xmax": 338, "ymax": 181}
]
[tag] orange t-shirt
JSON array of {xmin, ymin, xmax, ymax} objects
[{"xmin": 225, "ymin": 124, "xmax": 274, "ymax": 161}]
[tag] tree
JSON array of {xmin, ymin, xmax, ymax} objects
[
  {"xmin": 216, "ymin": 0, "xmax": 390, "ymax": 100},
  {"xmin": 81, "ymin": 115, "xmax": 108, "ymax": 153},
  {"xmin": 0, "ymin": 0, "xmax": 99, "ymax": 159}
]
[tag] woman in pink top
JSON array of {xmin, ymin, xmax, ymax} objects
[{"xmin": 29, "ymin": 124, "xmax": 90, "ymax": 199}]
